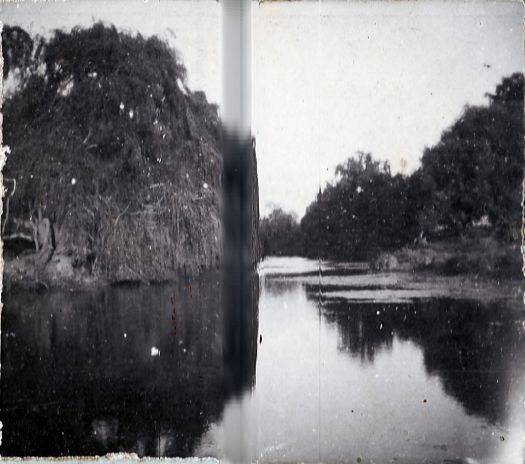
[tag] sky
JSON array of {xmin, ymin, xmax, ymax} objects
[
  {"xmin": 0, "ymin": 0, "xmax": 222, "ymax": 102},
  {"xmin": 1, "ymin": 0, "xmax": 523, "ymax": 218},
  {"xmin": 253, "ymin": 1, "xmax": 524, "ymax": 217}
]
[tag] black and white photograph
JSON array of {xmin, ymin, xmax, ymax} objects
[{"xmin": 0, "ymin": 1, "xmax": 524, "ymax": 463}]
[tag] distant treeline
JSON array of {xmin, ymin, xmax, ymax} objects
[{"xmin": 261, "ymin": 73, "xmax": 524, "ymax": 261}]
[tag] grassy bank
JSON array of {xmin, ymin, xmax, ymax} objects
[{"xmin": 2, "ymin": 24, "xmax": 259, "ymax": 290}]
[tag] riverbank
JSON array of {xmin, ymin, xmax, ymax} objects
[
  {"xmin": 3, "ymin": 252, "xmax": 93, "ymax": 291},
  {"xmin": 372, "ymin": 237, "xmax": 523, "ymax": 278}
]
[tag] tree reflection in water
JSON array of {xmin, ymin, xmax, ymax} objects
[
  {"xmin": 317, "ymin": 295, "xmax": 524, "ymax": 426},
  {"xmin": 1, "ymin": 271, "xmax": 259, "ymax": 457}
]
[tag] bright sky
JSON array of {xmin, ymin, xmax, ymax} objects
[
  {"xmin": 0, "ymin": 0, "xmax": 222, "ymax": 103},
  {"xmin": 1, "ymin": 1, "xmax": 523, "ymax": 218},
  {"xmin": 253, "ymin": 1, "xmax": 524, "ymax": 217}
]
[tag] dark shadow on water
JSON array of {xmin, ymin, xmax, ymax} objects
[
  {"xmin": 1, "ymin": 271, "xmax": 259, "ymax": 457},
  {"xmin": 261, "ymin": 278, "xmax": 302, "ymax": 296},
  {"xmin": 318, "ymin": 296, "xmax": 524, "ymax": 425}
]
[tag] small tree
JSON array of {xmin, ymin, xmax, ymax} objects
[{"xmin": 260, "ymin": 208, "xmax": 301, "ymax": 257}]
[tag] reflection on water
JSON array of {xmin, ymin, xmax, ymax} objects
[
  {"xmin": 2, "ymin": 258, "xmax": 524, "ymax": 462},
  {"xmin": 1, "ymin": 271, "xmax": 258, "ymax": 457},
  {"xmin": 201, "ymin": 259, "xmax": 524, "ymax": 463},
  {"xmin": 321, "ymin": 297, "xmax": 522, "ymax": 425}
]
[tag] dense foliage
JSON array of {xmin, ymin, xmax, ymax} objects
[
  {"xmin": 300, "ymin": 153, "xmax": 413, "ymax": 260},
  {"xmin": 261, "ymin": 73, "xmax": 524, "ymax": 261},
  {"xmin": 415, "ymin": 73, "xmax": 524, "ymax": 242},
  {"xmin": 2, "ymin": 23, "xmax": 224, "ymax": 282}
]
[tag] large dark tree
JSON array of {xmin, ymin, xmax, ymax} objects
[
  {"xmin": 300, "ymin": 152, "xmax": 412, "ymax": 261},
  {"xmin": 277, "ymin": 152, "xmax": 410, "ymax": 261},
  {"xmin": 416, "ymin": 73, "xmax": 524, "ymax": 241}
]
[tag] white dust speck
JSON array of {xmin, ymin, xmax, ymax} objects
[
  {"xmin": 71, "ymin": 178, "xmax": 76, "ymax": 185},
  {"xmin": 124, "ymin": 333, "xmax": 127, "ymax": 338},
  {"xmin": 151, "ymin": 346, "xmax": 160, "ymax": 357},
  {"xmin": 129, "ymin": 110, "xmax": 134, "ymax": 119},
  {"xmin": 119, "ymin": 102, "xmax": 125, "ymax": 110},
  {"xmin": 203, "ymin": 182, "xmax": 209, "ymax": 189}
]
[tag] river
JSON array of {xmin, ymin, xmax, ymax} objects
[{"xmin": 2, "ymin": 257, "xmax": 524, "ymax": 463}]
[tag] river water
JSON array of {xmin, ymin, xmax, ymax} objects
[{"xmin": 2, "ymin": 257, "xmax": 524, "ymax": 463}]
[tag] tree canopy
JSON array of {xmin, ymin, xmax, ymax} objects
[
  {"xmin": 416, "ymin": 73, "xmax": 524, "ymax": 241},
  {"xmin": 262, "ymin": 73, "xmax": 524, "ymax": 261},
  {"xmin": 260, "ymin": 208, "xmax": 301, "ymax": 257}
]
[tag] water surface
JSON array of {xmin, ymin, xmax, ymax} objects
[
  {"xmin": 2, "ymin": 272, "xmax": 256, "ymax": 457},
  {"xmin": 2, "ymin": 258, "xmax": 524, "ymax": 463},
  {"xmin": 201, "ymin": 257, "xmax": 524, "ymax": 463}
]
